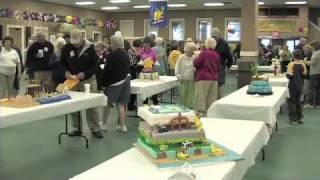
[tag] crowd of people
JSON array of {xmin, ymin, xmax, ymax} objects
[{"xmin": 1, "ymin": 27, "xmax": 319, "ymax": 137}]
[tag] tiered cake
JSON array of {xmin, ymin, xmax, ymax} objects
[
  {"xmin": 247, "ymin": 80, "xmax": 273, "ymax": 95},
  {"xmin": 136, "ymin": 105, "xmax": 228, "ymax": 168}
]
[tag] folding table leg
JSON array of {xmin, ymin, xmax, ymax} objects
[
  {"xmin": 58, "ymin": 113, "xmax": 89, "ymax": 148},
  {"xmin": 261, "ymin": 148, "xmax": 266, "ymax": 161},
  {"xmin": 77, "ymin": 112, "xmax": 89, "ymax": 148},
  {"xmin": 58, "ymin": 114, "xmax": 69, "ymax": 144},
  {"xmin": 171, "ymin": 88, "xmax": 173, "ymax": 104}
]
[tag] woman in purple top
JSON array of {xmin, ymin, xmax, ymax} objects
[
  {"xmin": 194, "ymin": 37, "xmax": 220, "ymax": 113},
  {"xmin": 139, "ymin": 36, "xmax": 159, "ymax": 105}
]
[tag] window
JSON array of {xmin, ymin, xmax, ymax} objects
[
  {"xmin": 286, "ymin": 40, "xmax": 295, "ymax": 52},
  {"xmin": 120, "ymin": 20, "xmax": 134, "ymax": 38},
  {"xmin": 169, "ymin": 18, "xmax": 185, "ymax": 41},
  {"xmin": 225, "ymin": 18, "xmax": 241, "ymax": 42},
  {"xmin": 92, "ymin": 31, "xmax": 101, "ymax": 42},
  {"xmin": 144, "ymin": 19, "xmax": 159, "ymax": 37},
  {"xmin": 79, "ymin": 30, "xmax": 86, "ymax": 39},
  {"xmin": 196, "ymin": 18, "xmax": 212, "ymax": 41}
]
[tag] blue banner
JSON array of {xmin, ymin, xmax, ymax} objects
[{"xmin": 150, "ymin": 1, "xmax": 168, "ymax": 28}]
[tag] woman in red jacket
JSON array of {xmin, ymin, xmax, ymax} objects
[{"xmin": 194, "ymin": 38, "xmax": 220, "ymax": 114}]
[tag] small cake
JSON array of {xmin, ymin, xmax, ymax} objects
[
  {"xmin": 138, "ymin": 72, "xmax": 159, "ymax": 81},
  {"xmin": 0, "ymin": 95, "xmax": 38, "ymax": 108},
  {"xmin": 247, "ymin": 80, "xmax": 273, "ymax": 95}
]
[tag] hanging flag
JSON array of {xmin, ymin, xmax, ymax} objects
[{"xmin": 150, "ymin": 0, "xmax": 168, "ymax": 28}]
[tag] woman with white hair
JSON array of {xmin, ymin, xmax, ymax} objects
[
  {"xmin": 154, "ymin": 37, "xmax": 167, "ymax": 75},
  {"xmin": 193, "ymin": 37, "xmax": 220, "ymax": 113},
  {"xmin": 102, "ymin": 34, "xmax": 130, "ymax": 133},
  {"xmin": 51, "ymin": 37, "xmax": 67, "ymax": 87},
  {"xmin": 175, "ymin": 41, "xmax": 197, "ymax": 109}
]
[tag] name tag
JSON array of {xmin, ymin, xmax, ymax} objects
[
  {"xmin": 44, "ymin": 47, "xmax": 48, "ymax": 52},
  {"xmin": 36, "ymin": 49, "xmax": 44, "ymax": 58},
  {"xmin": 70, "ymin": 51, "xmax": 75, "ymax": 57}
]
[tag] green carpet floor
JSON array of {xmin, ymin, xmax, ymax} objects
[{"xmin": 0, "ymin": 74, "xmax": 319, "ymax": 180}]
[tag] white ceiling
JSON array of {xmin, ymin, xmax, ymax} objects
[{"xmin": 37, "ymin": 0, "xmax": 320, "ymax": 12}]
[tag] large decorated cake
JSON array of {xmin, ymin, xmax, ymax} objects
[
  {"xmin": 247, "ymin": 80, "xmax": 273, "ymax": 95},
  {"xmin": 136, "ymin": 105, "xmax": 243, "ymax": 168}
]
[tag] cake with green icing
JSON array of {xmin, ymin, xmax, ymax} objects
[{"xmin": 135, "ymin": 105, "xmax": 226, "ymax": 168}]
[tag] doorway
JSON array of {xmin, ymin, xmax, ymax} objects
[
  {"xmin": 7, "ymin": 25, "xmax": 24, "ymax": 50},
  {"xmin": 92, "ymin": 31, "xmax": 101, "ymax": 42}
]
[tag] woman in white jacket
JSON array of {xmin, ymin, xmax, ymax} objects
[{"xmin": 175, "ymin": 41, "xmax": 196, "ymax": 109}]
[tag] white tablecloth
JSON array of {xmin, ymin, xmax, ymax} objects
[
  {"xmin": 230, "ymin": 65, "xmax": 273, "ymax": 72},
  {"xmin": 261, "ymin": 73, "xmax": 289, "ymax": 87},
  {"xmin": 207, "ymin": 86, "xmax": 287, "ymax": 127},
  {"xmin": 70, "ymin": 118, "xmax": 269, "ymax": 180},
  {"xmin": 0, "ymin": 92, "xmax": 108, "ymax": 128},
  {"xmin": 131, "ymin": 76, "xmax": 178, "ymax": 104}
]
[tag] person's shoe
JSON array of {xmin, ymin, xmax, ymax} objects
[
  {"xmin": 68, "ymin": 130, "xmax": 82, "ymax": 137},
  {"xmin": 304, "ymin": 104, "xmax": 312, "ymax": 108},
  {"xmin": 92, "ymin": 131, "xmax": 103, "ymax": 138},
  {"xmin": 116, "ymin": 126, "xmax": 128, "ymax": 133},
  {"xmin": 289, "ymin": 120, "xmax": 298, "ymax": 125},
  {"xmin": 298, "ymin": 118, "xmax": 304, "ymax": 124},
  {"xmin": 100, "ymin": 124, "xmax": 109, "ymax": 131}
]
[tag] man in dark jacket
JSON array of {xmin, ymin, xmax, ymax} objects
[
  {"xmin": 26, "ymin": 32, "xmax": 54, "ymax": 92},
  {"xmin": 60, "ymin": 29, "xmax": 103, "ymax": 138},
  {"xmin": 212, "ymin": 27, "xmax": 234, "ymax": 99}
]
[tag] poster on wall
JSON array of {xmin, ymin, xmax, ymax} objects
[
  {"xmin": 150, "ymin": 0, "xmax": 168, "ymax": 28},
  {"xmin": 226, "ymin": 20, "xmax": 241, "ymax": 41},
  {"xmin": 258, "ymin": 19, "xmax": 296, "ymax": 32}
]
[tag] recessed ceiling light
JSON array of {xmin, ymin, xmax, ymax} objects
[
  {"xmin": 168, "ymin": 4, "xmax": 187, "ymax": 8},
  {"xmin": 75, "ymin": 1, "xmax": 96, "ymax": 5},
  {"xmin": 101, "ymin": 6, "xmax": 120, "ymax": 10},
  {"xmin": 203, "ymin": 3, "xmax": 224, "ymax": 7},
  {"xmin": 109, "ymin": 0, "xmax": 131, "ymax": 3},
  {"xmin": 133, "ymin": 5, "xmax": 150, "ymax": 9},
  {"xmin": 285, "ymin": 1, "xmax": 307, "ymax": 4},
  {"xmin": 258, "ymin": 2, "xmax": 265, "ymax": 5}
]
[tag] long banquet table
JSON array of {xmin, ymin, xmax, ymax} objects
[
  {"xmin": 0, "ymin": 92, "xmax": 107, "ymax": 129},
  {"xmin": 230, "ymin": 65, "xmax": 273, "ymax": 72},
  {"xmin": 207, "ymin": 85, "xmax": 287, "ymax": 129},
  {"xmin": 130, "ymin": 76, "xmax": 178, "ymax": 105},
  {"xmin": 70, "ymin": 118, "xmax": 269, "ymax": 180}
]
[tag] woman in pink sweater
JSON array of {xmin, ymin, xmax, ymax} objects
[{"xmin": 194, "ymin": 37, "xmax": 220, "ymax": 113}]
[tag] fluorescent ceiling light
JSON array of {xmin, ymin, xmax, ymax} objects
[
  {"xmin": 204, "ymin": 3, "xmax": 224, "ymax": 7},
  {"xmin": 133, "ymin": 5, "xmax": 150, "ymax": 9},
  {"xmin": 168, "ymin": 4, "xmax": 187, "ymax": 7},
  {"xmin": 75, "ymin": 1, "xmax": 96, "ymax": 5},
  {"xmin": 258, "ymin": 2, "xmax": 265, "ymax": 5},
  {"xmin": 285, "ymin": 1, "xmax": 307, "ymax": 4},
  {"xmin": 109, "ymin": 0, "xmax": 131, "ymax": 3},
  {"xmin": 101, "ymin": 6, "xmax": 120, "ymax": 10}
]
